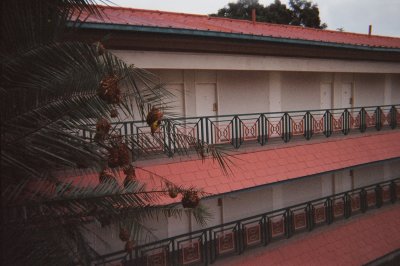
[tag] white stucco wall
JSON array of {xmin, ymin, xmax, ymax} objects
[
  {"xmin": 222, "ymin": 187, "xmax": 273, "ymax": 222},
  {"xmin": 88, "ymin": 216, "xmax": 169, "ymax": 255},
  {"xmin": 114, "ymin": 51, "xmax": 400, "ymax": 74},
  {"xmin": 142, "ymin": 69, "xmax": 398, "ymax": 120},
  {"xmin": 353, "ymin": 164, "xmax": 384, "ymax": 188},
  {"xmin": 281, "ymin": 72, "xmax": 321, "ymax": 111},
  {"xmin": 392, "ymin": 74, "xmax": 400, "ymax": 104},
  {"xmin": 354, "ymin": 74, "xmax": 385, "ymax": 107},
  {"xmin": 217, "ymin": 71, "xmax": 269, "ymax": 115}
]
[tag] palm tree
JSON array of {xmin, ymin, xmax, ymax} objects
[{"xmin": 1, "ymin": 1, "xmax": 229, "ymax": 265}]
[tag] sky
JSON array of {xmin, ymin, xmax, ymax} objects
[{"xmin": 109, "ymin": 0, "xmax": 400, "ymax": 37}]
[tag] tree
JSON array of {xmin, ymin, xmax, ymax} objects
[
  {"xmin": 263, "ymin": 0, "xmax": 292, "ymax": 24},
  {"xmin": 210, "ymin": 0, "xmax": 265, "ymax": 21},
  {"xmin": 210, "ymin": 0, "xmax": 327, "ymax": 29},
  {"xmin": 1, "ymin": 1, "xmax": 228, "ymax": 265},
  {"xmin": 289, "ymin": 0, "xmax": 327, "ymax": 29}
]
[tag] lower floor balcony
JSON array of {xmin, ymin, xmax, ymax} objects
[{"xmin": 93, "ymin": 176, "xmax": 400, "ymax": 265}]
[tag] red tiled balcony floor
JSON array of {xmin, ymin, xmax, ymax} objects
[
  {"xmin": 216, "ymin": 204, "xmax": 400, "ymax": 266},
  {"xmin": 140, "ymin": 131, "xmax": 400, "ymax": 204}
]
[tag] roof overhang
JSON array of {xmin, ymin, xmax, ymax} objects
[{"xmin": 66, "ymin": 22, "xmax": 400, "ymax": 62}]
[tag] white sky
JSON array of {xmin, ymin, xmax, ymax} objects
[{"xmin": 109, "ymin": 0, "xmax": 400, "ymax": 37}]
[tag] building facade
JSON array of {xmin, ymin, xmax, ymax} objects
[{"xmin": 72, "ymin": 6, "xmax": 400, "ymax": 263}]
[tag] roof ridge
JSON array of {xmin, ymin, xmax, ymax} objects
[
  {"xmin": 98, "ymin": 5, "xmax": 400, "ymax": 40},
  {"xmin": 99, "ymin": 4, "xmax": 210, "ymax": 18}
]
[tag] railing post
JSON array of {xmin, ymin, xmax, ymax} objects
[
  {"xmin": 390, "ymin": 181, "xmax": 397, "ymax": 203},
  {"xmin": 236, "ymin": 222, "xmax": 243, "ymax": 254},
  {"xmin": 165, "ymin": 119, "xmax": 174, "ymax": 157},
  {"xmin": 344, "ymin": 193, "xmax": 351, "ymax": 218},
  {"xmin": 375, "ymin": 185, "xmax": 383, "ymax": 208},
  {"xmin": 205, "ymin": 117, "xmax": 210, "ymax": 145},
  {"xmin": 360, "ymin": 188, "xmax": 367, "ymax": 213},
  {"xmin": 304, "ymin": 112, "xmax": 313, "ymax": 140},
  {"xmin": 390, "ymin": 105, "xmax": 397, "ymax": 129},
  {"xmin": 323, "ymin": 110, "xmax": 332, "ymax": 137},
  {"xmin": 281, "ymin": 113, "xmax": 291, "ymax": 143},
  {"xmin": 262, "ymin": 214, "xmax": 268, "ymax": 246},
  {"xmin": 200, "ymin": 117, "xmax": 205, "ymax": 144},
  {"xmin": 327, "ymin": 197, "xmax": 333, "ymax": 224},
  {"xmin": 359, "ymin": 107, "xmax": 367, "ymax": 132},
  {"xmin": 258, "ymin": 114, "xmax": 268, "ymax": 146},
  {"xmin": 231, "ymin": 116, "xmax": 242, "ymax": 149},
  {"xmin": 375, "ymin": 106, "xmax": 382, "ymax": 131},
  {"xmin": 285, "ymin": 208, "xmax": 291, "ymax": 238},
  {"xmin": 306, "ymin": 203, "xmax": 312, "ymax": 231},
  {"xmin": 204, "ymin": 231, "xmax": 208, "ymax": 266},
  {"xmin": 172, "ymin": 238, "xmax": 176, "ymax": 266},
  {"xmin": 342, "ymin": 109, "xmax": 350, "ymax": 135}
]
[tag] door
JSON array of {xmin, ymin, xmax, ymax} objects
[
  {"xmin": 320, "ymin": 82, "xmax": 332, "ymax": 110},
  {"xmin": 165, "ymin": 84, "xmax": 184, "ymax": 118},
  {"xmin": 341, "ymin": 83, "xmax": 353, "ymax": 109},
  {"xmin": 195, "ymin": 83, "xmax": 217, "ymax": 117},
  {"xmin": 195, "ymin": 83, "xmax": 217, "ymax": 144}
]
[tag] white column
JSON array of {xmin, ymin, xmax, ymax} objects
[
  {"xmin": 321, "ymin": 174, "xmax": 333, "ymax": 197},
  {"xmin": 384, "ymin": 74, "xmax": 392, "ymax": 105},
  {"xmin": 272, "ymin": 185, "xmax": 283, "ymax": 210},
  {"xmin": 183, "ymin": 70, "xmax": 196, "ymax": 117},
  {"xmin": 269, "ymin": 72, "xmax": 282, "ymax": 112}
]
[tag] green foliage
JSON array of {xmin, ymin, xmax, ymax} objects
[
  {"xmin": 210, "ymin": 0, "xmax": 327, "ymax": 29},
  {"xmin": 1, "ymin": 1, "xmax": 230, "ymax": 265}
]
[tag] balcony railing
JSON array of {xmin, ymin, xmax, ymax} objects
[
  {"xmin": 92, "ymin": 177, "xmax": 400, "ymax": 266},
  {"xmin": 80, "ymin": 104, "xmax": 399, "ymax": 157}
]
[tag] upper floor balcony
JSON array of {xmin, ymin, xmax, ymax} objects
[{"xmin": 80, "ymin": 104, "xmax": 400, "ymax": 159}]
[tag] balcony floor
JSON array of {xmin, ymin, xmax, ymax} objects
[
  {"xmin": 215, "ymin": 203, "xmax": 400, "ymax": 266},
  {"xmin": 137, "ymin": 130, "xmax": 400, "ymax": 204}
]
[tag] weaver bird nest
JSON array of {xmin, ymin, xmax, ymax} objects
[
  {"xmin": 146, "ymin": 107, "xmax": 163, "ymax": 134},
  {"xmin": 181, "ymin": 190, "xmax": 200, "ymax": 208},
  {"xmin": 119, "ymin": 228, "xmax": 130, "ymax": 242},
  {"xmin": 107, "ymin": 142, "xmax": 131, "ymax": 168},
  {"xmin": 98, "ymin": 74, "xmax": 121, "ymax": 104},
  {"xmin": 99, "ymin": 168, "xmax": 115, "ymax": 184}
]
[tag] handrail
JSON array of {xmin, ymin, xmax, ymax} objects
[
  {"xmin": 92, "ymin": 177, "xmax": 400, "ymax": 266},
  {"xmin": 80, "ymin": 104, "xmax": 400, "ymax": 156}
]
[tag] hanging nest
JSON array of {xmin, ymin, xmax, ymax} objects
[
  {"xmin": 107, "ymin": 142, "xmax": 131, "ymax": 168},
  {"xmin": 146, "ymin": 107, "xmax": 163, "ymax": 134},
  {"xmin": 99, "ymin": 168, "xmax": 115, "ymax": 184},
  {"xmin": 98, "ymin": 74, "xmax": 121, "ymax": 104},
  {"xmin": 107, "ymin": 147, "xmax": 120, "ymax": 168},
  {"xmin": 98, "ymin": 214, "xmax": 112, "ymax": 227},
  {"xmin": 123, "ymin": 165, "xmax": 136, "ymax": 189},
  {"xmin": 118, "ymin": 143, "xmax": 131, "ymax": 166},
  {"xmin": 181, "ymin": 190, "xmax": 200, "ymax": 208},
  {"xmin": 119, "ymin": 228, "xmax": 130, "ymax": 242},
  {"xmin": 110, "ymin": 108, "xmax": 119, "ymax": 118},
  {"xmin": 92, "ymin": 41, "xmax": 106, "ymax": 56},
  {"xmin": 168, "ymin": 186, "xmax": 179, "ymax": 199},
  {"xmin": 125, "ymin": 240, "xmax": 135, "ymax": 253},
  {"xmin": 94, "ymin": 117, "xmax": 111, "ymax": 142}
]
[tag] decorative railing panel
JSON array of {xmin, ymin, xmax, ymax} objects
[
  {"xmin": 93, "ymin": 178, "xmax": 400, "ymax": 266},
  {"xmin": 79, "ymin": 105, "xmax": 399, "ymax": 156}
]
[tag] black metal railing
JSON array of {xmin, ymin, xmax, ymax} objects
[
  {"xmin": 92, "ymin": 177, "xmax": 400, "ymax": 266},
  {"xmin": 80, "ymin": 105, "xmax": 399, "ymax": 157}
]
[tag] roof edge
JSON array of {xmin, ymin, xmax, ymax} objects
[{"xmin": 74, "ymin": 22, "xmax": 400, "ymax": 53}]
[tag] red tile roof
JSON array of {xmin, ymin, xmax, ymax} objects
[
  {"xmin": 61, "ymin": 131, "xmax": 400, "ymax": 206},
  {"xmin": 81, "ymin": 6, "xmax": 400, "ymax": 49},
  {"xmin": 218, "ymin": 204, "xmax": 400, "ymax": 266},
  {"xmin": 139, "ymin": 131, "xmax": 400, "ymax": 204}
]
